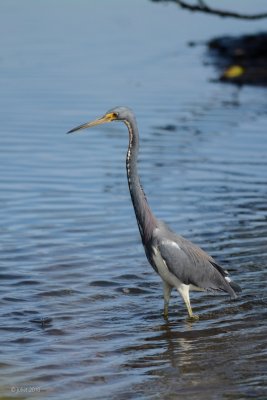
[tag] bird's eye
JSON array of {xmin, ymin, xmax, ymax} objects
[{"xmin": 112, "ymin": 112, "xmax": 118, "ymax": 119}]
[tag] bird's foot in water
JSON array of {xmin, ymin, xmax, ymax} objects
[{"xmin": 187, "ymin": 314, "xmax": 199, "ymax": 322}]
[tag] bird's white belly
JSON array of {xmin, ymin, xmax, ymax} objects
[{"xmin": 152, "ymin": 246, "xmax": 183, "ymax": 289}]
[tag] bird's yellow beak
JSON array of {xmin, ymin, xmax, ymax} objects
[{"xmin": 67, "ymin": 112, "xmax": 117, "ymax": 134}]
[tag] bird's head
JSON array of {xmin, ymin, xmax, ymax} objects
[{"xmin": 67, "ymin": 106, "xmax": 134, "ymax": 134}]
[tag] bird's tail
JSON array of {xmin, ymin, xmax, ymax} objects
[
  {"xmin": 229, "ymin": 280, "xmax": 242, "ymax": 294},
  {"xmin": 224, "ymin": 276, "xmax": 242, "ymax": 299}
]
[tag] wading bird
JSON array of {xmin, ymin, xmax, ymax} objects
[{"xmin": 68, "ymin": 107, "xmax": 241, "ymax": 320}]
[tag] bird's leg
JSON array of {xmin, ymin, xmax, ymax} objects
[
  {"xmin": 162, "ymin": 281, "xmax": 172, "ymax": 319},
  {"xmin": 177, "ymin": 284, "xmax": 199, "ymax": 321}
]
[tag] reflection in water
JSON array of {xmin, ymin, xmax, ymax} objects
[
  {"xmin": 120, "ymin": 305, "xmax": 267, "ymax": 399},
  {"xmin": 0, "ymin": 1, "xmax": 267, "ymax": 399}
]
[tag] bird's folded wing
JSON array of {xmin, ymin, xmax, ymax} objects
[{"xmin": 157, "ymin": 238, "xmax": 232, "ymax": 293}]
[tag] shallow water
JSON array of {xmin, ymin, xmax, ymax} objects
[{"xmin": 0, "ymin": 1, "xmax": 267, "ymax": 399}]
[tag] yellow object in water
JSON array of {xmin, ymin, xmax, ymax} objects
[{"xmin": 223, "ymin": 65, "xmax": 245, "ymax": 78}]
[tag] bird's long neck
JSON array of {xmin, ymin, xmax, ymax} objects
[{"xmin": 124, "ymin": 118, "xmax": 157, "ymax": 244}]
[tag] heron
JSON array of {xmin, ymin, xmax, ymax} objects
[{"xmin": 68, "ymin": 106, "xmax": 241, "ymax": 320}]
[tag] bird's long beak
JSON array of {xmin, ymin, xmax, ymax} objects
[{"xmin": 67, "ymin": 112, "xmax": 116, "ymax": 134}]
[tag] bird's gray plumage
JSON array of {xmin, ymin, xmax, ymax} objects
[
  {"xmin": 150, "ymin": 221, "xmax": 238, "ymax": 298},
  {"xmin": 68, "ymin": 106, "xmax": 241, "ymax": 320}
]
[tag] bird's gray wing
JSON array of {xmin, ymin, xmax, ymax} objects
[{"xmin": 154, "ymin": 229, "xmax": 236, "ymax": 296}]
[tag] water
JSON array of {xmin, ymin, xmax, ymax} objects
[{"xmin": 0, "ymin": 1, "xmax": 267, "ymax": 399}]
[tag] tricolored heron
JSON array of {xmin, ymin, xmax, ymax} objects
[{"xmin": 68, "ymin": 106, "xmax": 241, "ymax": 320}]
